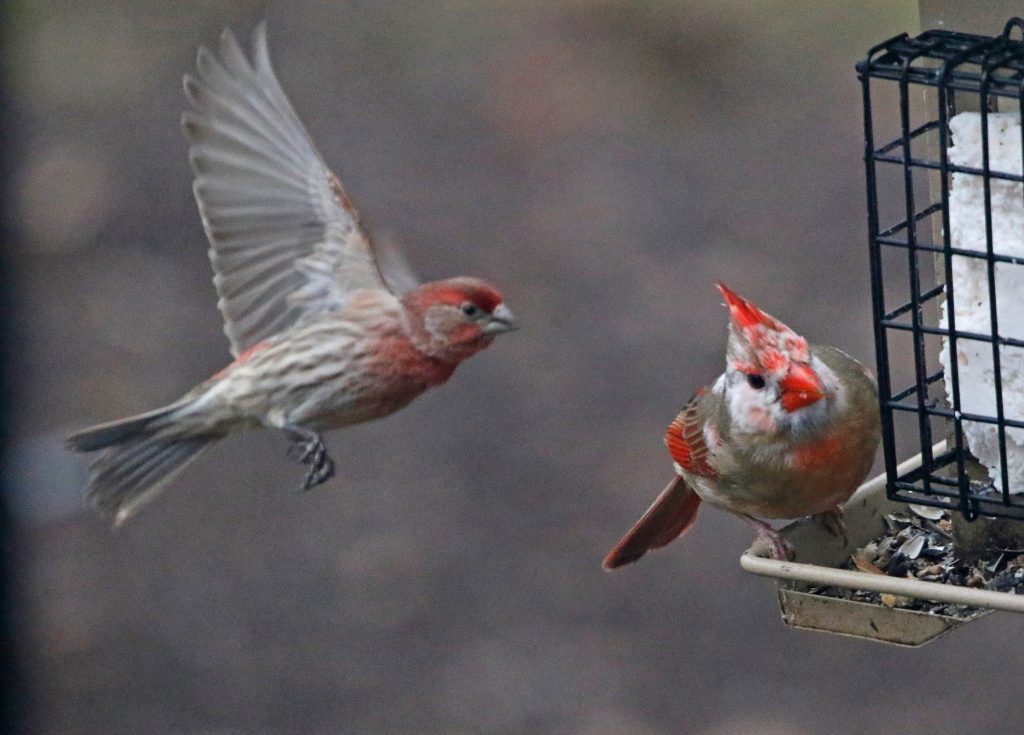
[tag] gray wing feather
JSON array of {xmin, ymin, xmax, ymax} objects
[
  {"xmin": 183, "ymin": 23, "xmax": 390, "ymax": 356},
  {"xmin": 371, "ymin": 230, "xmax": 423, "ymax": 295}
]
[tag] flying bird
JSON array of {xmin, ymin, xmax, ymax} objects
[
  {"xmin": 68, "ymin": 25, "xmax": 517, "ymax": 525},
  {"xmin": 603, "ymin": 284, "xmax": 879, "ymax": 568}
]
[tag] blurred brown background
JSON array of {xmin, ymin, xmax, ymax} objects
[{"xmin": 6, "ymin": 1, "xmax": 1024, "ymax": 734}]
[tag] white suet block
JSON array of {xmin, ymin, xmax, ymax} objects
[{"xmin": 939, "ymin": 112, "xmax": 1024, "ymax": 493}]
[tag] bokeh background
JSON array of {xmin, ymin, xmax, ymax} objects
[{"xmin": 5, "ymin": 1, "xmax": 1024, "ymax": 734}]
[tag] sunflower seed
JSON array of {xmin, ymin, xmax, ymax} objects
[
  {"xmin": 898, "ymin": 534, "xmax": 926, "ymax": 560},
  {"xmin": 909, "ymin": 504, "xmax": 946, "ymax": 520}
]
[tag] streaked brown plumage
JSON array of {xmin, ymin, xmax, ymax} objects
[{"xmin": 68, "ymin": 26, "xmax": 517, "ymax": 524}]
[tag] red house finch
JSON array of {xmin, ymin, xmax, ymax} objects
[
  {"xmin": 603, "ymin": 284, "xmax": 879, "ymax": 568},
  {"xmin": 68, "ymin": 25, "xmax": 517, "ymax": 524}
]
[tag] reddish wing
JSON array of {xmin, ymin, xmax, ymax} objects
[{"xmin": 665, "ymin": 388, "xmax": 718, "ymax": 479}]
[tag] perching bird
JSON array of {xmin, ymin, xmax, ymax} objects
[
  {"xmin": 603, "ymin": 284, "xmax": 879, "ymax": 568},
  {"xmin": 68, "ymin": 25, "xmax": 517, "ymax": 525}
]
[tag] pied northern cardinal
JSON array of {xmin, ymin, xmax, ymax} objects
[
  {"xmin": 603, "ymin": 284, "xmax": 879, "ymax": 567},
  {"xmin": 67, "ymin": 25, "xmax": 517, "ymax": 525}
]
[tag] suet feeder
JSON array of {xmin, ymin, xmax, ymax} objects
[{"xmin": 741, "ymin": 13, "xmax": 1024, "ymax": 645}]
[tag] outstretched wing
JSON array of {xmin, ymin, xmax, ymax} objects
[{"xmin": 183, "ymin": 23, "xmax": 393, "ymax": 356}]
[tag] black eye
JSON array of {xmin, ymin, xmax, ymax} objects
[
  {"xmin": 746, "ymin": 373, "xmax": 766, "ymax": 390},
  {"xmin": 460, "ymin": 302, "xmax": 479, "ymax": 317}
]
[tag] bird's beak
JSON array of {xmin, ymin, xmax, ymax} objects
[
  {"xmin": 483, "ymin": 303, "xmax": 519, "ymax": 334},
  {"xmin": 779, "ymin": 363, "xmax": 825, "ymax": 413}
]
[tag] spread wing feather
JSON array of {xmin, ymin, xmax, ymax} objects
[{"xmin": 183, "ymin": 23, "xmax": 393, "ymax": 356}]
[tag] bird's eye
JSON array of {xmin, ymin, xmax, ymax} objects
[
  {"xmin": 746, "ymin": 373, "xmax": 766, "ymax": 390},
  {"xmin": 460, "ymin": 302, "xmax": 479, "ymax": 317}
]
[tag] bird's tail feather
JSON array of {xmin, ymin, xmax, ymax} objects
[
  {"xmin": 67, "ymin": 402, "xmax": 188, "ymax": 452},
  {"xmin": 602, "ymin": 476, "xmax": 702, "ymax": 570},
  {"xmin": 84, "ymin": 433, "xmax": 216, "ymax": 525},
  {"xmin": 69, "ymin": 401, "xmax": 218, "ymax": 524}
]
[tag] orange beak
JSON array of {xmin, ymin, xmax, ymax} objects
[{"xmin": 779, "ymin": 363, "xmax": 825, "ymax": 413}]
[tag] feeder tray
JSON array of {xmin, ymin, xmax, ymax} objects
[{"xmin": 741, "ymin": 445, "xmax": 1024, "ymax": 646}]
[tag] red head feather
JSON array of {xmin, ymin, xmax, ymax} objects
[
  {"xmin": 717, "ymin": 283, "xmax": 785, "ymax": 333},
  {"xmin": 716, "ymin": 283, "xmax": 810, "ymax": 376},
  {"xmin": 414, "ymin": 277, "xmax": 503, "ymax": 313}
]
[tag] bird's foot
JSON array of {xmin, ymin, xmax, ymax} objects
[
  {"xmin": 301, "ymin": 453, "xmax": 335, "ymax": 491},
  {"xmin": 816, "ymin": 507, "xmax": 848, "ymax": 546},
  {"xmin": 732, "ymin": 512, "xmax": 794, "ymax": 560},
  {"xmin": 754, "ymin": 525, "xmax": 795, "ymax": 561},
  {"xmin": 286, "ymin": 435, "xmax": 320, "ymax": 464},
  {"xmin": 284, "ymin": 427, "xmax": 336, "ymax": 491}
]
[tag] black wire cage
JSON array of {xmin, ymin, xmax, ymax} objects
[{"xmin": 860, "ymin": 19, "xmax": 1024, "ymax": 522}]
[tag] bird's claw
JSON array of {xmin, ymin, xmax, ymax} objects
[
  {"xmin": 301, "ymin": 454, "xmax": 335, "ymax": 491},
  {"xmin": 733, "ymin": 512, "xmax": 795, "ymax": 561},
  {"xmin": 817, "ymin": 507, "xmax": 848, "ymax": 546},
  {"xmin": 286, "ymin": 440, "xmax": 313, "ymax": 463},
  {"xmin": 755, "ymin": 527, "xmax": 795, "ymax": 561},
  {"xmin": 286, "ymin": 431, "xmax": 335, "ymax": 491}
]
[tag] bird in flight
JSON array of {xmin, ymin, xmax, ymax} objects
[{"xmin": 69, "ymin": 24, "xmax": 518, "ymax": 525}]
